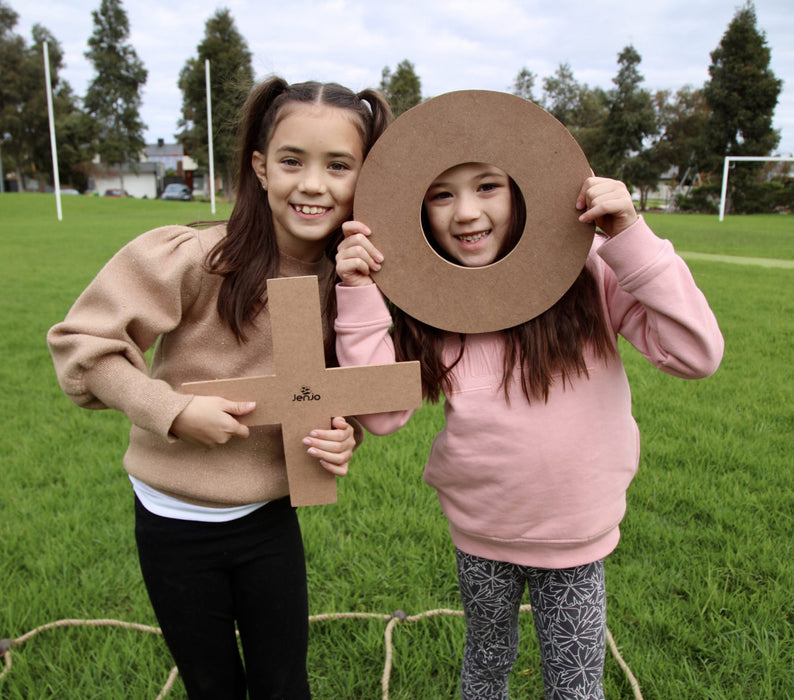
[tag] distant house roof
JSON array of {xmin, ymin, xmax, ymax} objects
[
  {"xmin": 145, "ymin": 139, "xmax": 184, "ymax": 159},
  {"xmin": 92, "ymin": 161, "xmax": 162, "ymax": 176}
]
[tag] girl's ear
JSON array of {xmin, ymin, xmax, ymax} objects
[{"xmin": 252, "ymin": 151, "xmax": 267, "ymax": 189}]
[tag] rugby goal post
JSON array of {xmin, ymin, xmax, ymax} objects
[{"xmin": 719, "ymin": 156, "xmax": 794, "ymax": 221}]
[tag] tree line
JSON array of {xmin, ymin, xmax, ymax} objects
[
  {"xmin": 0, "ymin": 0, "xmax": 252, "ymax": 197},
  {"xmin": 380, "ymin": 4, "xmax": 787, "ymax": 214},
  {"xmin": 0, "ymin": 0, "xmax": 787, "ymax": 213}
]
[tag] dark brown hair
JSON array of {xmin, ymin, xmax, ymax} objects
[
  {"xmin": 206, "ymin": 77, "xmax": 392, "ymax": 347},
  {"xmin": 393, "ymin": 179, "xmax": 615, "ymax": 404}
]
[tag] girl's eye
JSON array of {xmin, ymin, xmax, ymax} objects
[
  {"xmin": 329, "ymin": 162, "xmax": 349, "ymax": 172},
  {"xmin": 281, "ymin": 157, "xmax": 301, "ymax": 167},
  {"xmin": 429, "ymin": 191, "xmax": 452, "ymax": 201},
  {"xmin": 478, "ymin": 183, "xmax": 499, "ymax": 193}
]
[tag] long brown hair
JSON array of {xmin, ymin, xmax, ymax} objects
[
  {"xmin": 393, "ymin": 179, "xmax": 615, "ymax": 404},
  {"xmin": 206, "ymin": 77, "xmax": 392, "ymax": 347}
]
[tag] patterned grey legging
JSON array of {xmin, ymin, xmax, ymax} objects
[{"xmin": 456, "ymin": 549, "xmax": 606, "ymax": 700}]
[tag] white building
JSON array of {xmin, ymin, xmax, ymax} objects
[{"xmin": 91, "ymin": 161, "xmax": 163, "ymax": 199}]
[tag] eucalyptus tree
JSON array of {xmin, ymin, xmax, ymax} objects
[
  {"xmin": 601, "ymin": 45, "xmax": 657, "ymax": 182},
  {"xmin": 83, "ymin": 0, "xmax": 147, "ymax": 190},
  {"xmin": 177, "ymin": 8, "xmax": 253, "ymax": 199},
  {"xmin": 380, "ymin": 60, "xmax": 422, "ymax": 117},
  {"xmin": 540, "ymin": 62, "xmax": 609, "ymax": 167},
  {"xmin": 0, "ymin": 3, "xmax": 89, "ymax": 191},
  {"xmin": 511, "ymin": 66, "xmax": 537, "ymax": 102},
  {"xmin": 0, "ymin": 1, "xmax": 27, "ymax": 186}
]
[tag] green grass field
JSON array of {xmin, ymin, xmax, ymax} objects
[{"xmin": 1, "ymin": 193, "xmax": 792, "ymax": 698}]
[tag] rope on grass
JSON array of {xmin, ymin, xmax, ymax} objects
[
  {"xmin": 1, "ymin": 606, "xmax": 643, "ymax": 700},
  {"xmin": 606, "ymin": 627, "xmax": 643, "ymax": 700},
  {"xmin": 0, "ymin": 619, "xmax": 180, "ymax": 699}
]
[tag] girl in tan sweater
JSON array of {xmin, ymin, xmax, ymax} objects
[{"xmin": 48, "ymin": 77, "xmax": 391, "ymax": 699}]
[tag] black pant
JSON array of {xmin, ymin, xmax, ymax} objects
[{"xmin": 134, "ymin": 496, "xmax": 311, "ymax": 699}]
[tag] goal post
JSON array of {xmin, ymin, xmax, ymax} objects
[{"xmin": 719, "ymin": 156, "xmax": 794, "ymax": 221}]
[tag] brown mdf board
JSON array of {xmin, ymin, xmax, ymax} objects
[
  {"xmin": 184, "ymin": 275, "xmax": 422, "ymax": 507},
  {"xmin": 354, "ymin": 89, "xmax": 595, "ymax": 334}
]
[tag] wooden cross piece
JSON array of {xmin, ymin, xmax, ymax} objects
[{"xmin": 183, "ymin": 275, "xmax": 422, "ymax": 507}]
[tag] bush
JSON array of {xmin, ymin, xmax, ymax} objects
[
  {"xmin": 731, "ymin": 180, "xmax": 785, "ymax": 214},
  {"xmin": 678, "ymin": 180, "xmax": 794, "ymax": 214},
  {"xmin": 776, "ymin": 179, "xmax": 794, "ymax": 212},
  {"xmin": 675, "ymin": 184, "xmax": 721, "ymax": 213}
]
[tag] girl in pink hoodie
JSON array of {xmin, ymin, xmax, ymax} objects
[{"xmin": 334, "ymin": 165, "xmax": 723, "ymax": 699}]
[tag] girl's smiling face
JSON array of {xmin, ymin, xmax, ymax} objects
[
  {"xmin": 423, "ymin": 162, "xmax": 515, "ymax": 268},
  {"xmin": 252, "ymin": 103, "xmax": 365, "ymax": 261}
]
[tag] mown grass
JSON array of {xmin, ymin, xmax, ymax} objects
[
  {"xmin": 642, "ymin": 212, "xmax": 794, "ymax": 260},
  {"xmin": 1, "ymin": 193, "xmax": 792, "ymax": 698}
]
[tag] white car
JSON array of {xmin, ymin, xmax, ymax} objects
[{"xmin": 161, "ymin": 184, "xmax": 193, "ymax": 201}]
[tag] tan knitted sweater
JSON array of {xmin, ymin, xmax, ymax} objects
[{"xmin": 47, "ymin": 223, "xmax": 338, "ymax": 507}]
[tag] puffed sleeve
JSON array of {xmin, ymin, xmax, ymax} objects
[{"xmin": 47, "ymin": 225, "xmax": 206, "ymax": 437}]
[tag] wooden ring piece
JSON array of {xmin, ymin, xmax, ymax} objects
[{"xmin": 354, "ymin": 90, "xmax": 594, "ymax": 333}]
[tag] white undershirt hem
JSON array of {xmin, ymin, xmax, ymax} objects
[{"xmin": 130, "ymin": 476, "xmax": 269, "ymax": 522}]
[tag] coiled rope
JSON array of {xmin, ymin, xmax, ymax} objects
[{"xmin": 1, "ymin": 605, "xmax": 642, "ymax": 699}]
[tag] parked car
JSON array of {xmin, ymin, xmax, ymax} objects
[
  {"xmin": 103, "ymin": 188, "xmax": 131, "ymax": 197},
  {"xmin": 161, "ymin": 183, "xmax": 193, "ymax": 201}
]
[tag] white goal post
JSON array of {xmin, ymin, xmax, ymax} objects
[{"xmin": 719, "ymin": 155, "xmax": 794, "ymax": 221}]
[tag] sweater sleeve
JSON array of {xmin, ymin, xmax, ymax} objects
[
  {"xmin": 596, "ymin": 217, "xmax": 724, "ymax": 379},
  {"xmin": 334, "ymin": 283, "xmax": 417, "ymax": 435},
  {"xmin": 46, "ymin": 226, "xmax": 206, "ymax": 438}
]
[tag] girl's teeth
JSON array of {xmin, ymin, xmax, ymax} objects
[
  {"xmin": 458, "ymin": 231, "xmax": 488, "ymax": 243},
  {"xmin": 295, "ymin": 205, "xmax": 327, "ymax": 214}
]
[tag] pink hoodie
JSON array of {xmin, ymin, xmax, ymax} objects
[{"xmin": 335, "ymin": 218, "xmax": 723, "ymax": 568}]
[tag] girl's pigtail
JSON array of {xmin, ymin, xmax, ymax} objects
[
  {"xmin": 235, "ymin": 77, "xmax": 290, "ymax": 197},
  {"xmin": 357, "ymin": 88, "xmax": 394, "ymax": 149}
]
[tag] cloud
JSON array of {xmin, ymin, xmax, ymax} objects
[{"xmin": 12, "ymin": 0, "xmax": 794, "ymax": 154}]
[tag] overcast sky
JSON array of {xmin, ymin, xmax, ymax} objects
[{"xmin": 13, "ymin": 0, "xmax": 794, "ymax": 158}]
